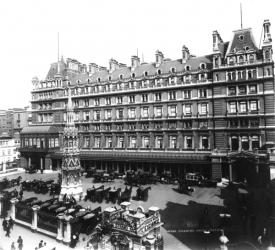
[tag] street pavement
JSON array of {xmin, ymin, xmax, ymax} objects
[{"xmin": 0, "ymin": 171, "xmax": 231, "ymax": 250}]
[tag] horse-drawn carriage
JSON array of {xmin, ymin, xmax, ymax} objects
[
  {"xmin": 49, "ymin": 183, "xmax": 61, "ymax": 196},
  {"xmin": 95, "ymin": 187, "xmax": 111, "ymax": 203},
  {"xmin": 85, "ymin": 185, "xmax": 104, "ymax": 202},
  {"xmin": 119, "ymin": 186, "xmax": 132, "ymax": 203},
  {"xmin": 136, "ymin": 186, "xmax": 151, "ymax": 201},
  {"xmin": 108, "ymin": 187, "xmax": 121, "ymax": 203},
  {"xmin": 33, "ymin": 180, "xmax": 54, "ymax": 194},
  {"xmin": 71, "ymin": 206, "xmax": 102, "ymax": 235},
  {"xmin": 125, "ymin": 171, "xmax": 157, "ymax": 186},
  {"xmin": 0, "ymin": 176, "xmax": 22, "ymax": 191},
  {"xmin": 178, "ymin": 180, "xmax": 194, "ymax": 195}
]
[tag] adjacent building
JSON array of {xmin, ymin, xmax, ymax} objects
[{"xmin": 20, "ymin": 20, "xmax": 275, "ymax": 185}]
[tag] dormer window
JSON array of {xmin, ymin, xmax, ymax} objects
[
  {"xmin": 185, "ymin": 65, "xmax": 190, "ymax": 71},
  {"xmin": 87, "ymin": 79, "xmax": 91, "ymax": 84},
  {"xmin": 97, "ymin": 78, "xmax": 101, "ymax": 83},
  {"xmin": 132, "ymin": 73, "xmax": 135, "ymax": 78},
  {"xmin": 229, "ymin": 57, "xmax": 234, "ymax": 65},
  {"xmin": 157, "ymin": 69, "xmax": 161, "ymax": 75},
  {"xmin": 119, "ymin": 74, "xmax": 123, "ymax": 80},
  {"xmin": 200, "ymin": 63, "xmax": 206, "ymax": 70},
  {"xmin": 171, "ymin": 67, "xmax": 176, "ymax": 73},
  {"xmin": 249, "ymin": 54, "xmax": 254, "ymax": 62},
  {"xmin": 239, "ymin": 56, "xmax": 244, "ymax": 64},
  {"xmin": 245, "ymin": 46, "xmax": 249, "ymax": 51},
  {"xmin": 108, "ymin": 76, "xmax": 112, "ymax": 81},
  {"xmin": 144, "ymin": 71, "xmax": 148, "ymax": 77}
]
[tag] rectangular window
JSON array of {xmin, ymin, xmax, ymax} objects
[
  {"xmin": 117, "ymin": 109, "xmax": 124, "ymax": 119},
  {"xmin": 129, "ymin": 95, "xmax": 135, "ymax": 103},
  {"xmin": 249, "ymin": 85, "xmax": 257, "ymax": 94},
  {"xmin": 252, "ymin": 135, "xmax": 259, "ymax": 149},
  {"xmin": 155, "ymin": 93, "xmax": 162, "ymax": 101},
  {"xmin": 105, "ymin": 137, "xmax": 112, "ymax": 148},
  {"xmin": 117, "ymin": 96, "xmax": 123, "ymax": 104},
  {"xmin": 83, "ymin": 136, "xmax": 90, "ymax": 148},
  {"xmin": 250, "ymin": 101, "xmax": 258, "ymax": 112},
  {"xmin": 142, "ymin": 94, "xmax": 148, "ymax": 102},
  {"xmin": 105, "ymin": 109, "xmax": 112, "ymax": 120},
  {"xmin": 94, "ymin": 110, "xmax": 100, "ymax": 120},
  {"xmin": 199, "ymin": 103, "xmax": 208, "ymax": 115},
  {"xmin": 141, "ymin": 107, "xmax": 149, "ymax": 118},
  {"xmin": 185, "ymin": 136, "xmax": 193, "ymax": 149},
  {"xmin": 239, "ymin": 102, "xmax": 247, "ymax": 113},
  {"xmin": 169, "ymin": 136, "xmax": 177, "ymax": 149},
  {"xmin": 228, "ymin": 86, "xmax": 236, "ymax": 96},
  {"xmin": 199, "ymin": 89, "xmax": 207, "ymax": 98},
  {"xmin": 141, "ymin": 123, "xmax": 149, "ymax": 130},
  {"xmin": 128, "ymin": 108, "xmax": 136, "ymax": 118},
  {"xmin": 142, "ymin": 136, "xmax": 150, "ymax": 148},
  {"xmin": 84, "ymin": 111, "xmax": 90, "ymax": 121},
  {"xmin": 241, "ymin": 136, "xmax": 249, "ymax": 150},
  {"xmin": 117, "ymin": 136, "xmax": 124, "ymax": 148},
  {"xmin": 231, "ymin": 136, "xmax": 239, "ymax": 151},
  {"xmin": 129, "ymin": 123, "xmax": 136, "ymax": 130},
  {"xmin": 168, "ymin": 106, "xmax": 177, "ymax": 117},
  {"xmin": 129, "ymin": 136, "xmax": 137, "ymax": 148},
  {"xmin": 201, "ymin": 136, "xmax": 209, "ymax": 149},
  {"xmin": 94, "ymin": 137, "xmax": 101, "ymax": 148},
  {"xmin": 95, "ymin": 98, "xmax": 100, "ymax": 106},
  {"xmin": 154, "ymin": 106, "xmax": 162, "ymax": 117},
  {"xmin": 184, "ymin": 104, "xmax": 192, "ymax": 116},
  {"xmin": 117, "ymin": 124, "xmax": 123, "ymax": 131},
  {"xmin": 229, "ymin": 102, "xmax": 237, "ymax": 113},
  {"xmin": 184, "ymin": 90, "xmax": 191, "ymax": 99},
  {"xmin": 169, "ymin": 91, "xmax": 176, "ymax": 100},
  {"xmin": 95, "ymin": 124, "xmax": 100, "ymax": 131},
  {"xmin": 155, "ymin": 136, "xmax": 163, "ymax": 148},
  {"xmin": 239, "ymin": 86, "xmax": 247, "ymax": 95},
  {"xmin": 106, "ymin": 97, "xmax": 111, "ymax": 105}
]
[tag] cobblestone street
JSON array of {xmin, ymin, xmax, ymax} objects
[{"xmin": 0, "ymin": 171, "xmax": 228, "ymax": 250}]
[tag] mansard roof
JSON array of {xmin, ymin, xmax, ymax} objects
[
  {"xmin": 226, "ymin": 28, "xmax": 258, "ymax": 56},
  {"xmin": 43, "ymin": 48, "xmax": 214, "ymax": 86}
]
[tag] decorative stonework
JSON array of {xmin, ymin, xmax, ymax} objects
[{"xmin": 59, "ymin": 88, "xmax": 83, "ymax": 201}]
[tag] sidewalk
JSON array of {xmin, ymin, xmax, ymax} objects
[{"xmin": 0, "ymin": 218, "xmax": 87, "ymax": 250}]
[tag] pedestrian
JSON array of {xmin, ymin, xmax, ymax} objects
[
  {"xmin": 19, "ymin": 188, "xmax": 23, "ymax": 200},
  {"xmin": 5, "ymin": 223, "xmax": 11, "ymax": 237},
  {"xmin": 2, "ymin": 217, "xmax": 8, "ymax": 231},
  {"xmin": 38, "ymin": 240, "xmax": 43, "ymax": 248},
  {"xmin": 9, "ymin": 216, "xmax": 14, "ymax": 230},
  {"xmin": 11, "ymin": 242, "xmax": 16, "ymax": 250},
  {"xmin": 257, "ymin": 228, "xmax": 270, "ymax": 249},
  {"xmin": 17, "ymin": 236, "xmax": 23, "ymax": 250}
]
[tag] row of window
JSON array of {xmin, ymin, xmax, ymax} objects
[
  {"xmin": 83, "ymin": 135, "xmax": 210, "ymax": 150},
  {"xmin": 230, "ymin": 135, "xmax": 260, "ymax": 151},
  {"xmin": 228, "ymin": 84, "xmax": 257, "ymax": 96},
  {"xmin": 228, "ymin": 100, "xmax": 259, "ymax": 113},
  {"xmin": 22, "ymin": 137, "xmax": 59, "ymax": 148},
  {"xmin": 71, "ymin": 103, "xmax": 209, "ymax": 122}
]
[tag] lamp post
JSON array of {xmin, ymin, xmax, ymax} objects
[{"xmin": 203, "ymin": 230, "xmax": 210, "ymax": 250}]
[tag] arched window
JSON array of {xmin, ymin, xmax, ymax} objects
[
  {"xmin": 108, "ymin": 76, "xmax": 111, "ymax": 81},
  {"xmin": 171, "ymin": 67, "xmax": 176, "ymax": 73},
  {"xmin": 157, "ymin": 69, "xmax": 161, "ymax": 75},
  {"xmin": 97, "ymin": 77, "xmax": 101, "ymax": 83},
  {"xmin": 185, "ymin": 65, "xmax": 190, "ymax": 71},
  {"xmin": 200, "ymin": 63, "xmax": 206, "ymax": 70},
  {"xmin": 144, "ymin": 71, "xmax": 148, "ymax": 77},
  {"xmin": 229, "ymin": 57, "xmax": 234, "ymax": 65},
  {"xmin": 119, "ymin": 74, "xmax": 123, "ymax": 80},
  {"xmin": 132, "ymin": 73, "xmax": 135, "ymax": 78}
]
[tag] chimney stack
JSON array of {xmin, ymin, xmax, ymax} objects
[
  {"xmin": 155, "ymin": 50, "xmax": 164, "ymax": 66},
  {"xmin": 131, "ymin": 55, "xmax": 140, "ymax": 69},
  {"xmin": 182, "ymin": 45, "xmax": 190, "ymax": 63}
]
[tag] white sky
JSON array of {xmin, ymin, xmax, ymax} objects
[{"xmin": 0, "ymin": 0, "xmax": 274, "ymax": 110}]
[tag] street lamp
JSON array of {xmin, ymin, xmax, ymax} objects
[
  {"xmin": 203, "ymin": 230, "xmax": 210, "ymax": 250},
  {"xmin": 219, "ymin": 230, "xmax": 229, "ymax": 250}
]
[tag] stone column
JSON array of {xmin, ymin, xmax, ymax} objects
[
  {"xmin": 10, "ymin": 198, "xmax": 18, "ymax": 220},
  {"xmin": 63, "ymin": 215, "xmax": 73, "ymax": 245},
  {"xmin": 31, "ymin": 205, "xmax": 40, "ymax": 231},
  {"xmin": 56, "ymin": 214, "xmax": 64, "ymax": 242}
]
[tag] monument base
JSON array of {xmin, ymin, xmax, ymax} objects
[{"xmin": 59, "ymin": 184, "xmax": 83, "ymax": 202}]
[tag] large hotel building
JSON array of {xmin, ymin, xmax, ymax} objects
[{"xmin": 20, "ymin": 20, "xmax": 275, "ymax": 185}]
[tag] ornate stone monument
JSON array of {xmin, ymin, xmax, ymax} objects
[{"xmin": 59, "ymin": 88, "xmax": 83, "ymax": 201}]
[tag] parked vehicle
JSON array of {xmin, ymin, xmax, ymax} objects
[
  {"xmin": 185, "ymin": 173, "xmax": 204, "ymax": 186},
  {"xmin": 25, "ymin": 165, "xmax": 36, "ymax": 174}
]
